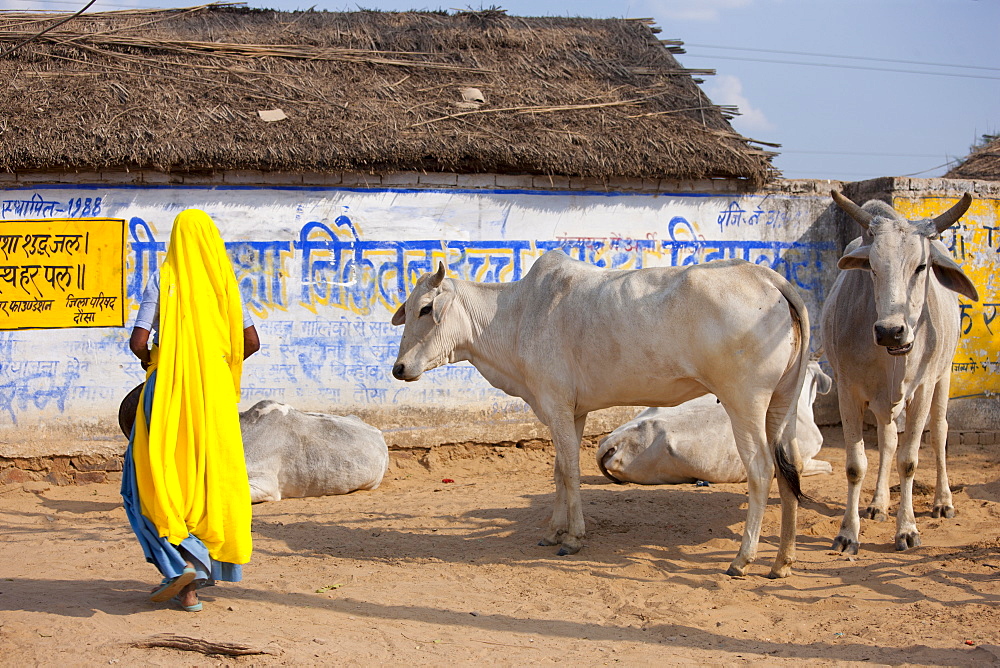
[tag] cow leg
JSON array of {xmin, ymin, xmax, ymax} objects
[
  {"xmin": 539, "ymin": 449, "xmax": 568, "ymax": 547},
  {"xmin": 928, "ymin": 377, "xmax": 955, "ymax": 519},
  {"xmin": 769, "ymin": 463, "xmax": 799, "ymax": 579},
  {"xmin": 895, "ymin": 386, "xmax": 933, "ymax": 550},
  {"xmin": 763, "ymin": 387, "xmax": 801, "ymax": 579},
  {"xmin": 802, "ymin": 458, "xmax": 833, "ymax": 476},
  {"xmin": 833, "ymin": 395, "xmax": 866, "ymax": 555},
  {"xmin": 248, "ymin": 473, "xmax": 281, "ymax": 504},
  {"xmin": 725, "ymin": 414, "xmax": 772, "ymax": 577},
  {"xmin": 539, "ymin": 412, "xmax": 587, "ymax": 555},
  {"xmin": 863, "ymin": 421, "xmax": 897, "ymax": 522}
]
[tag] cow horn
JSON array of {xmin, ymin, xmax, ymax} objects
[
  {"xmin": 831, "ymin": 190, "xmax": 874, "ymax": 230},
  {"xmin": 932, "ymin": 192, "xmax": 973, "ymax": 233},
  {"xmin": 429, "ymin": 262, "xmax": 446, "ymax": 288},
  {"xmin": 597, "ymin": 447, "xmax": 626, "ymax": 484}
]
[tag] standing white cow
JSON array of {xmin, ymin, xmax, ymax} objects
[
  {"xmin": 392, "ymin": 250, "xmax": 812, "ymax": 578},
  {"xmin": 821, "ymin": 191, "xmax": 978, "ymax": 554},
  {"xmin": 597, "ymin": 360, "xmax": 833, "ymax": 484},
  {"xmin": 241, "ymin": 400, "xmax": 389, "ymax": 503}
]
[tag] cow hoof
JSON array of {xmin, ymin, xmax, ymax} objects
[
  {"xmin": 831, "ymin": 535, "xmax": 860, "ymax": 555},
  {"xmin": 724, "ymin": 564, "xmax": 747, "ymax": 578},
  {"xmin": 556, "ymin": 544, "xmax": 581, "ymax": 556},
  {"xmin": 861, "ymin": 507, "xmax": 887, "ymax": 522},
  {"xmin": 537, "ymin": 538, "xmax": 558, "ymax": 547},
  {"xmin": 931, "ymin": 505, "xmax": 955, "ymax": 519},
  {"xmin": 895, "ymin": 531, "xmax": 921, "ymax": 551},
  {"xmin": 767, "ymin": 566, "xmax": 792, "ymax": 579}
]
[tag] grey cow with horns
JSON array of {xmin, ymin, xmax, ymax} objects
[
  {"xmin": 822, "ymin": 190, "xmax": 978, "ymax": 555},
  {"xmin": 391, "ymin": 250, "xmax": 813, "ymax": 578}
]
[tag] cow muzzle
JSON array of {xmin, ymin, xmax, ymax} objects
[
  {"xmin": 874, "ymin": 322, "xmax": 912, "ymax": 355},
  {"xmin": 391, "ymin": 362, "xmax": 420, "ymax": 381}
]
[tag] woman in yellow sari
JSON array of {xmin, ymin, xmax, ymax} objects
[{"xmin": 122, "ymin": 209, "xmax": 260, "ymax": 612}]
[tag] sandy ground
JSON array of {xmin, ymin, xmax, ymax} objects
[{"xmin": 1, "ymin": 426, "xmax": 1000, "ymax": 667}]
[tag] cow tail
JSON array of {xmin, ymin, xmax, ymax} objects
[
  {"xmin": 774, "ymin": 442, "xmax": 805, "ymax": 501},
  {"xmin": 770, "ymin": 275, "xmax": 812, "ymax": 503}
]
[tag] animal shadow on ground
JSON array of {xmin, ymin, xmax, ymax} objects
[
  {"xmin": 763, "ymin": 539, "xmax": 1000, "ymax": 610},
  {"xmin": 0, "ymin": 577, "xmax": 179, "ymax": 617},
  {"xmin": 38, "ymin": 498, "xmax": 121, "ymax": 514},
  {"xmin": 1, "ymin": 575, "xmax": 990, "ymax": 666},
  {"xmin": 967, "ymin": 480, "xmax": 1000, "ymax": 503},
  {"xmin": 250, "ymin": 484, "xmax": 750, "ymax": 578}
]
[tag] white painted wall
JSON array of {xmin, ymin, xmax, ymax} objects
[{"xmin": 0, "ymin": 181, "xmax": 839, "ymax": 444}]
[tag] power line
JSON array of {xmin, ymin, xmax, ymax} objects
[
  {"xmin": 781, "ymin": 155, "xmax": 961, "ymax": 178},
  {"xmin": 687, "ymin": 52, "xmax": 1000, "ymax": 81},
  {"xmin": 900, "ymin": 159, "xmax": 962, "ymax": 177},
  {"xmin": 780, "ymin": 150, "xmax": 948, "ymax": 158},
  {"xmin": 686, "ymin": 43, "xmax": 1000, "ymax": 73},
  {"xmin": 782, "ymin": 169, "xmax": 949, "ymax": 178}
]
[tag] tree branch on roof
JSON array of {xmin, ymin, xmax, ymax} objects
[{"xmin": 408, "ymin": 90, "xmax": 675, "ymax": 129}]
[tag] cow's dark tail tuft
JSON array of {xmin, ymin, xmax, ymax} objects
[{"xmin": 774, "ymin": 443, "xmax": 810, "ymax": 503}]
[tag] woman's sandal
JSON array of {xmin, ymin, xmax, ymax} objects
[
  {"xmin": 172, "ymin": 594, "xmax": 202, "ymax": 612},
  {"xmin": 149, "ymin": 566, "xmax": 196, "ymax": 603}
]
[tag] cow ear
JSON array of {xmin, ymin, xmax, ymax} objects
[
  {"xmin": 815, "ymin": 369, "xmax": 833, "ymax": 395},
  {"xmin": 431, "ymin": 290, "xmax": 454, "ymax": 324},
  {"xmin": 391, "ymin": 302, "xmax": 406, "ymax": 326},
  {"xmin": 838, "ymin": 244, "xmax": 871, "ymax": 271},
  {"xmin": 929, "ymin": 243, "xmax": 979, "ymax": 302}
]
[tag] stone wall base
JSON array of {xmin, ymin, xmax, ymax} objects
[
  {"xmin": 2, "ymin": 430, "xmax": 997, "ymax": 487},
  {"xmin": 0, "ymin": 453, "xmax": 123, "ymax": 486}
]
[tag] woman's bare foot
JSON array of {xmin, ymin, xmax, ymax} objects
[{"xmin": 176, "ymin": 581, "xmax": 199, "ymax": 609}]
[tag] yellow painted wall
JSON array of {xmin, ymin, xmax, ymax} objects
[{"xmin": 894, "ymin": 196, "xmax": 999, "ymax": 398}]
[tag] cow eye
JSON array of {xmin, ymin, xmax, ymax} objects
[
  {"xmin": 419, "ymin": 303, "xmax": 433, "ymax": 317},
  {"xmin": 915, "ymin": 263, "xmax": 927, "ymax": 274}
]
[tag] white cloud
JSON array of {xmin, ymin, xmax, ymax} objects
[
  {"xmin": 646, "ymin": 0, "xmax": 754, "ymax": 22},
  {"xmin": 702, "ymin": 74, "xmax": 773, "ymax": 134}
]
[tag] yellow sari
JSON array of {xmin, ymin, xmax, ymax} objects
[{"xmin": 131, "ymin": 209, "xmax": 252, "ymax": 565}]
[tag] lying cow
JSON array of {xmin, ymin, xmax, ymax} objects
[
  {"xmin": 119, "ymin": 391, "xmax": 388, "ymax": 503},
  {"xmin": 241, "ymin": 400, "xmax": 389, "ymax": 503},
  {"xmin": 392, "ymin": 250, "xmax": 812, "ymax": 578},
  {"xmin": 822, "ymin": 191, "xmax": 978, "ymax": 554},
  {"xmin": 598, "ymin": 361, "xmax": 833, "ymax": 484}
]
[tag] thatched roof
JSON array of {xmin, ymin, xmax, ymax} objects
[
  {"xmin": 0, "ymin": 3, "xmax": 778, "ymax": 187},
  {"xmin": 945, "ymin": 134, "xmax": 1000, "ymax": 182}
]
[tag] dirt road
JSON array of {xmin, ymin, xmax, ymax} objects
[{"xmin": 1, "ymin": 426, "xmax": 999, "ymax": 666}]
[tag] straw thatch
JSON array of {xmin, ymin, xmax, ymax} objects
[
  {"xmin": 945, "ymin": 134, "xmax": 1000, "ymax": 182},
  {"xmin": 0, "ymin": 4, "xmax": 778, "ymax": 187}
]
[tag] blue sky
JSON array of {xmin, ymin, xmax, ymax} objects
[{"xmin": 5, "ymin": 0, "xmax": 998, "ymax": 182}]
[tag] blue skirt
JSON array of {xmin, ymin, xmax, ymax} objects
[{"xmin": 121, "ymin": 369, "xmax": 243, "ymax": 586}]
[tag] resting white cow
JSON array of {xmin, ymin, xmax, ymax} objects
[
  {"xmin": 821, "ymin": 191, "xmax": 978, "ymax": 554},
  {"xmin": 241, "ymin": 400, "xmax": 389, "ymax": 503},
  {"xmin": 392, "ymin": 250, "xmax": 812, "ymax": 578},
  {"xmin": 598, "ymin": 361, "xmax": 833, "ymax": 484}
]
